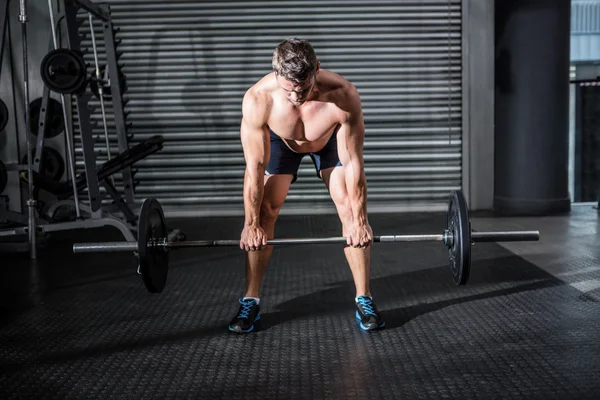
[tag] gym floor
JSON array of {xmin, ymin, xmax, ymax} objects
[{"xmin": 1, "ymin": 206, "xmax": 600, "ymax": 399}]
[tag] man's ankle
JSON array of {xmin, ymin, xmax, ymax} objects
[
  {"xmin": 355, "ymin": 292, "xmax": 372, "ymax": 301},
  {"xmin": 243, "ymin": 296, "xmax": 260, "ymax": 305}
]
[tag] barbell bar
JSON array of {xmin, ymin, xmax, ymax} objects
[
  {"xmin": 71, "ymin": 191, "xmax": 541, "ymax": 293},
  {"xmin": 73, "ymin": 231, "xmax": 539, "ymax": 253}
]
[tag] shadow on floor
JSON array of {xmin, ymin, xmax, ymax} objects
[{"xmin": 259, "ymin": 254, "xmax": 567, "ymax": 331}]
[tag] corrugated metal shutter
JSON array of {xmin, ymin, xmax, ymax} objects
[{"xmin": 75, "ymin": 0, "xmax": 462, "ymax": 216}]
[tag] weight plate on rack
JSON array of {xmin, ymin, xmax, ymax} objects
[
  {"xmin": 22, "ymin": 147, "xmax": 65, "ymax": 181},
  {"xmin": 447, "ymin": 190, "xmax": 471, "ymax": 286},
  {"xmin": 29, "ymin": 97, "xmax": 65, "ymax": 138},
  {"xmin": 139, "ymin": 198, "xmax": 169, "ymax": 293},
  {"xmin": 40, "ymin": 49, "xmax": 88, "ymax": 94}
]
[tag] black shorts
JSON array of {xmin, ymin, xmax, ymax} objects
[{"xmin": 266, "ymin": 126, "xmax": 343, "ymax": 183}]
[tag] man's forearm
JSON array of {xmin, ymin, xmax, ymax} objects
[
  {"xmin": 243, "ymin": 168, "xmax": 264, "ymax": 227},
  {"xmin": 344, "ymin": 161, "xmax": 368, "ymax": 224}
]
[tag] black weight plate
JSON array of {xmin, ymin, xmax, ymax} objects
[
  {"xmin": 40, "ymin": 49, "xmax": 88, "ymax": 94},
  {"xmin": 139, "ymin": 198, "xmax": 169, "ymax": 293},
  {"xmin": 0, "ymin": 99, "xmax": 8, "ymax": 132},
  {"xmin": 22, "ymin": 147, "xmax": 65, "ymax": 181},
  {"xmin": 29, "ymin": 97, "xmax": 65, "ymax": 138},
  {"xmin": 0, "ymin": 159, "xmax": 7, "ymax": 194},
  {"xmin": 447, "ymin": 190, "xmax": 471, "ymax": 286}
]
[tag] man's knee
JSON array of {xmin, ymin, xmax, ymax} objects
[
  {"xmin": 259, "ymin": 174, "xmax": 293, "ymax": 226},
  {"xmin": 260, "ymin": 200, "xmax": 283, "ymax": 224}
]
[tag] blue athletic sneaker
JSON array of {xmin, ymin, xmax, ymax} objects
[
  {"xmin": 355, "ymin": 296, "xmax": 385, "ymax": 331},
  {"xmin": 228, "ymin": 298, "xmax": 261, "ymax": 333}
]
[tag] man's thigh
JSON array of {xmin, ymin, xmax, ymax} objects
[{"xmin": 261, "ymin": 174, "xmax": 294, "ymax": 214}]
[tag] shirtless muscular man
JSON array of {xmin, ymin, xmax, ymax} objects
[{"xmin": 229, "ymin": 38, "xmax": 385, "ymax": 333}]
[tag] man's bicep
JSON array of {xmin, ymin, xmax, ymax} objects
[
  {"xmin": 240, "ymin": 91, "xmax": 270, "ymax": 168},
  {"xmin": 240, "ymin": 117, "xmax": 270, "ymax": 168},
  {"xmin": 337, "ymin": 115, "xmax": 365, "ymax": 166},
  {"xmin": 337, "ymin": 84, "xmax": 366, "ymax": 163}
]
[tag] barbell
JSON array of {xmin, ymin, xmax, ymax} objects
[{"xmin": 72, "ymin": 190, "xmax": 540, "ymax": 294}]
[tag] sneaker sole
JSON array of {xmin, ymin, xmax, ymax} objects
[
  {"xmin": 355, "ymin": 311, "xmax": 385, "ymax": 331},
  {"xmin": 228, "ymin": 314, "xmax": 261, "ymax": 333}
]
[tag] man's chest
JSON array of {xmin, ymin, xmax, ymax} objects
[{"xmin": 268, "ymin": 102, "xmax": 342, "ymax": 142}]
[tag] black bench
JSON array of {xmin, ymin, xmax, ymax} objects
[{"xmin": 27, "ymin": 135, "xmax": 164, "ymax": 224}]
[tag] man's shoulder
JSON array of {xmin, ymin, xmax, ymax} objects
[
  {"xmin": 242, "ymin": 74, "xmax": 277, "ymax": 125},
  {"xmin": 319, "ymin": 70, "xmax": 358, "ymax": 97},
  {"xmin": 244, "ymin": 73, "xmax": 277, "ymax": 106},
  {"xmin": 247, "ymin": 72, "xmax": 277, "ymax": 95},
  {"xmin": 319, "ymin": 70, "xmax": 361, "ymax": 115}
]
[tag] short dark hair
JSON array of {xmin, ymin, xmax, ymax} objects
[{"xmin": 272, "ymin": 38, "xmax": 318, "ymax": 83}]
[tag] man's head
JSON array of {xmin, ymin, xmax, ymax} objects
[{"xmin": 272, "ymin": 38, "xmax": 320, "ymax": 106}]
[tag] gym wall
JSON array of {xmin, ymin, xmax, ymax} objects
[
  {"xmin": 77, "ymin": 0, "xmax": 470, "ymax": 217},
  {"xmin": 2, "ymin": 0, "xmax": 501, "ymax": 217}
]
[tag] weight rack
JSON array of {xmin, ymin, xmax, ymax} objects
[
  {"xmin": 0, "ymin": 0, "xmax": 172, "ymax": 253},
  {"xmin": 63, "ymin": 0, "xmax": 134, "ymax": 215}
]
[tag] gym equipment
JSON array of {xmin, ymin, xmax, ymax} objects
[
  {"xmin": 89, "ymin": 66, "xmax": 126, "ymax": 100},
  {"xmin": 59, "ymin": 0, "xmax": 136, "ymax": 212},
  {"xmin": 72, "ymin": 190, "xmax": 541, "ymax": 293},
  {"xmin": 40, "ymin": 48, "xmax": 88, "ymax": 94},
  {"xmin": 0, "ymin": 98, "xmax": 8, "ymax": 132},
  {"xmin": 22, "ymin": 147, "xmax": 65, "ymax": 181},
  {"xmin": 138, "ymin": 198, "xmax": 169, "ymax": 292},
  {"xmin": 28, "ymin": 135, "xmax": 163, "ymax": 198},
  {"xmin": 87, "ymin": 13, "xmax": 112, "ymax": 165},
  {"xmin": 27, "ymin": 135, "xmax": 163, "ymax": 225},
  {"xmin": 0, "ymin": 0, "xmax": 164, "ymax": 254},
  {"xmin": 20, "ymin": 0, "xmax": 37, "ymax": 259},
  {"xmin": 29, "ymin": 97, "xmax": 64, "ymax": 137}
]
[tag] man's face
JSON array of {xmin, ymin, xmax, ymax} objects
[{"xmin": 276, "ymin": 74, "xmax": 316, "ymax": 107}]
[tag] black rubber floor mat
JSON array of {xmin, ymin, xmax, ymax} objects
[{"xmin": 1, "ymin": 212, "xmax": 599, "ymax": 399}]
